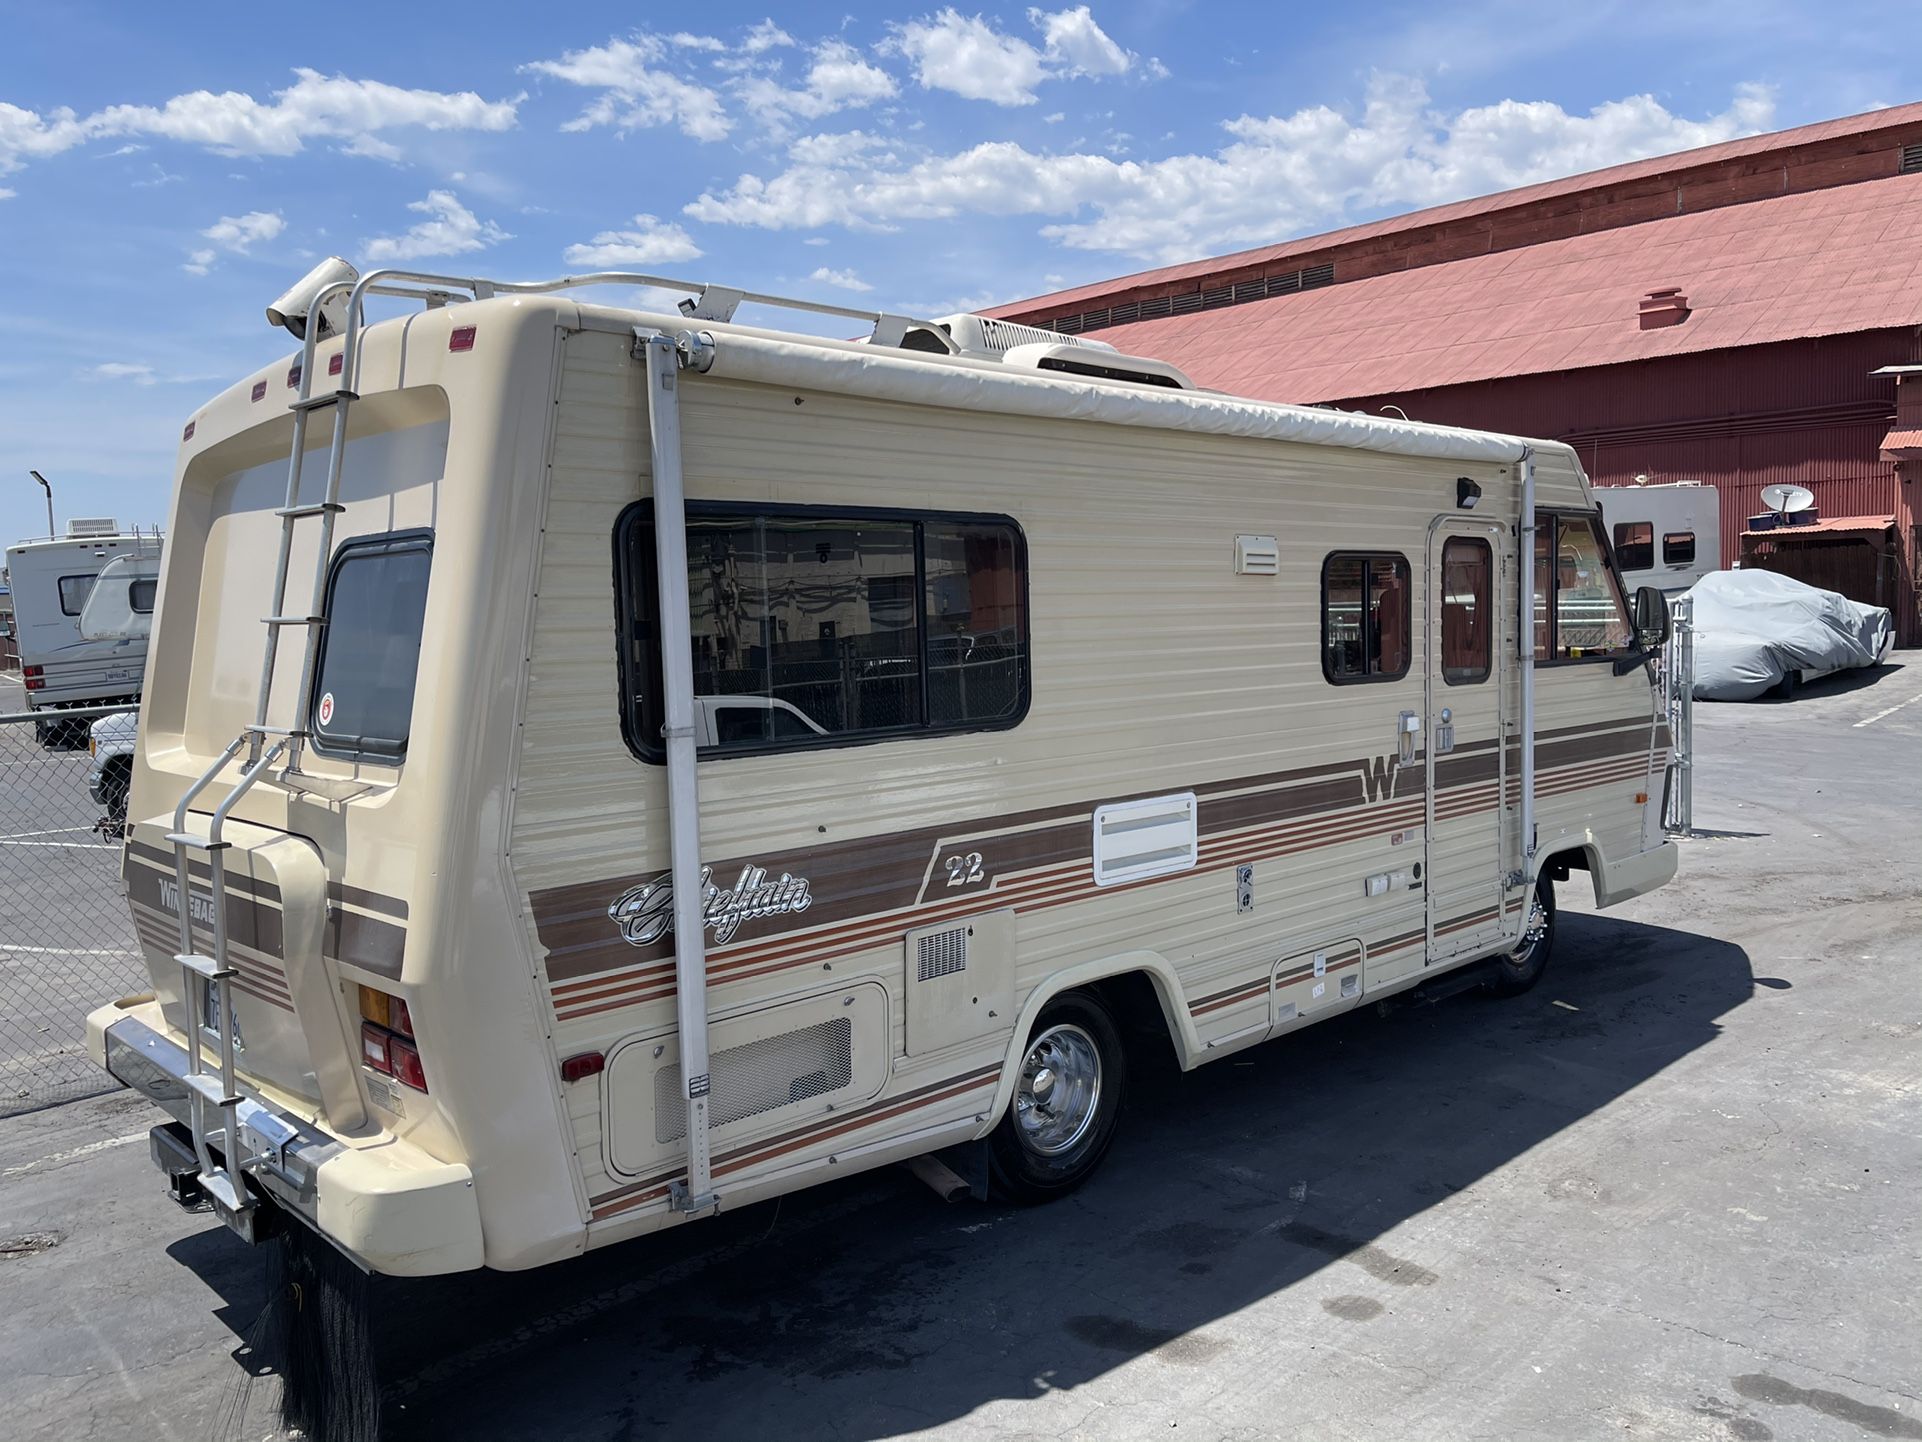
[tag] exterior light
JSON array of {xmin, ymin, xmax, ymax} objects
[{"xmin": 1456, "ymin": 477, "xmax": 1482, "ymax": 509}]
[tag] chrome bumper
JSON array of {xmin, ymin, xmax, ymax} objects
[{"xmin": 102, "ymin": 1013, "xmax": 340, "ymax": 1240}]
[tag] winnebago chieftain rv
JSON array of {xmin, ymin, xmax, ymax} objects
[{"xmin": 89, "ymin": 260, "xmax": 1677, "ymax": 1427}]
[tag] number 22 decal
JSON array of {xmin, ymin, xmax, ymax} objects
[{"xmin": 944, "ymin": 851, "xmax": 985, "ymax": 887}]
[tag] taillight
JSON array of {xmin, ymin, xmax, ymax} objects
[
  {"xmin": 328, "ymin": 353, "xmax": 344, "ymax": 376},
  {"xmin": 360, "ymin": 1021, "xmax": 393, "ymax": 1074},
  {"xmin": 24, "ymin": 665, "xmax": 43, "ymax": 691},
  {"xmin": 358, "ymin": 986, "xmax": 425, "ymax": 1091},
  {"xmin": 388, "ymin": 1035, "xmax": 428, "ymax": 1091},
  {"xmin": 448, "ymin": 325, "xmax": 477, "ymax": 352},
  {"xmin": 560, "ymin": 1052, "xmax": 605, "ymax": 1083}
]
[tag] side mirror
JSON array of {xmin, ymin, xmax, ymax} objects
[{"xmin": 1632, "ymin": 585, "xmax": 1671, "ymax": 652}]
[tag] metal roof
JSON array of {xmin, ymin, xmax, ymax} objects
[
  {"xmin": 1076, "ymin": 171, "xmax": 1922, "ymax": 401},
  {"xmin": 990, "ymin": 101, "xmax": 1922, "ymax": 321},
  {"xmin": 1741, "ymin": 514, "xmax": 1896, "ymax": 537}
]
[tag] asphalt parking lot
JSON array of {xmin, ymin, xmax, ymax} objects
[{"xmin": 2, "ymin": 659, "xmax": 1917, "ymax": 1442}]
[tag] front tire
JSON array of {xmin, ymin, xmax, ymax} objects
[
  {"xmin": 1484, "ymin": 874, "xmax": 1556, "ymax": 997},
  {"xmin": 988, "ymin": 990, "xmax": 1126, "ymax": 1204}
]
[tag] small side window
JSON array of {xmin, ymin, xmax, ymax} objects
[
  {"xmin": 57, "ymin": 575, "xmax": 96, "ymax": 616},
  {"xmin": 1612, "ymin": 522, "xmax": 1654, "ymax": 572},
  {"xmin": 1440, "ymin": 537, "xmax": 1492, "ymax": 685},
  {"xmin": 307, "ymin": 531, "xmax": 433, "ymax": 763},
  {"xmin": 1663, "ymin": 531, "xmax": 1696, "ymax": 566},
  {"xmin": 1323, "ymin": 552, "xmax": 1411, "ymax": 684},
  {"xmin": 129, "ymin": 578, "xmax": 157, "ymax": 614}
]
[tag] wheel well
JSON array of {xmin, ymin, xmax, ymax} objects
[
  {"xmin": 1542, "ymin": 846, "xmax": 1593, "ymax": 884},
  {"xmin": 1083, "ymin": 970, "xmax": 1183, "ymax": 1075}
]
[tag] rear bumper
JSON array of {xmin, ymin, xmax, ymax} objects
[{"xmin": 90, "ymin": 1004, "xmax": 484, "ymax": 1276}]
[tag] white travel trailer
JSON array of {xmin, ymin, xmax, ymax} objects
[
  {"xmin": 4, "ymin": 521, "xmax": 161, "ymax": 741},
  {"xmin": 1593, "ymin": 480, "xmax": 1721, "ymax": 595},
  {"xmin": 87, "ymin": 262, "xmax": 1677, "ymax": 1429}
]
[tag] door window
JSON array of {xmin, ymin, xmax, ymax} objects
[{"xmin": 1440, "ymin": 537, "xmax": 1492, "ymax": 685}]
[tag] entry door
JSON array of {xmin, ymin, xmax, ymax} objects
[{"xmin": 1424, "ymin": 518, "xmax": 1508, "ymax": 963}]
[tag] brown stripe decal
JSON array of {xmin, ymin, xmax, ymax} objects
[{"xmin": 125, "ymin": 840, "xmax": 408, "ymax": 921}]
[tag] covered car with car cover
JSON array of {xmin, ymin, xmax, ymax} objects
[{"xmin": 1687, "ymin": 569, "xmax": 1893, "ymax": 701}]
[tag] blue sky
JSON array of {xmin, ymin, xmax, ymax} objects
[{"xmin": 1, "ymin": 0, "xmax": 1913, "ymax": 544}]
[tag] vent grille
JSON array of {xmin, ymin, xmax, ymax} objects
[
  {"xmin": 1235, "ymin": 534, "xmax": 1281, "ymax": 576},
  {"xmin": 654, "ymin": 1016, "xmax": 853, "ymax": 1142},
  {"xmin": 1045, "ymin": 262, "xmax": 1336, "ymax": 336},
  {"xmin": 1903, "ymin": 142, "xmax": 1922, "ymax": 175},
  {"xmin": 917, "ymin": 926, "xmax": 970, "ymax": 981}
]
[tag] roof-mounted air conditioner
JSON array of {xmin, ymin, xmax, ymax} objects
[
  {"xmin": 999, "ymin": 342, "xmax": 1194, "ymax": 390},
  {"xmin": 66, "ymin": 518, "xmax": 120, "ymax": 537},
  {"xmin": 935, "ymin": 313, "xmax": 1119, "ymax": 360}
]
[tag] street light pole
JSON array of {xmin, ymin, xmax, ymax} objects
[{"xmin": 28, "ymin": 470, "xmax": 53, "ymax": 539}]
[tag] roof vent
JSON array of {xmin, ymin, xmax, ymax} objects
[
  {"xmin": 1638, "ymin": 287, "xmax": 1689, "ymax": 330},
  {"xmin": 65, "ymin": 518, "xmax": 120, "ymax": 538},
  {"xmin": 1902, "ymin": 142, "xmax": 1922, "ymax": 176}
]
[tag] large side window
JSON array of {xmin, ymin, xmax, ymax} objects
[
  {"xmin": 57, "ymin": 575, "xmax": 95, "ymax": 616},
  {"xmin": 1322, "ymin": 552, "xmax": 1411, "ymax": 684},
  {"xmin": 617, "ymin": 504, "xmax": 1029, "ymax": 759},
  {"xmin": 1440, "ymin": 537, "xmax": 1492, "ymax": 685},
  {"xmin": 1612, "ymin": 521, "xmax": 1654, "ymax": 572},
  {"xmin": 1533, "ymin": 514, "xmax": 1632, "ymax": 660},
  {"xmin": 307, "ymin": 531, "xmax": 433, "ymax": 763}
]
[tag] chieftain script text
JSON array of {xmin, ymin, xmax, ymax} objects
[{"xmin": 607, "ymin": 866, "xmax": 813, "ymax": 947}]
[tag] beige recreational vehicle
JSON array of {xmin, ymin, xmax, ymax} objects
[{"xmin": 89, "ymin": 262, "xmax": 1678, "ymax": 1294}]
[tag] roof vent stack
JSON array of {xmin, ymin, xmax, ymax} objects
[{"xmin": 1639, "ymin": 287, "xmax": 1690, "ymax": 330}]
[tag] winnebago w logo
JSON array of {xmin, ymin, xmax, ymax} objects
[{"xmin": 1361, "ymin": 754, "xmax": 1402, "ymax": 803}]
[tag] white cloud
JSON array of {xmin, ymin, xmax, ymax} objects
[
  {"xmin": 522, "ymin": 36, "xmax": 731, "ymax": 141},
  {"xmin": 0, "ymin": 185, "xmax": 14, "ymax": 200},
  {"xmin": 689, "ymin": 77, "xmax": 1774, "ymax": 261},
  {"xmin": 744, "ymin": 20, "xmax": 797, "ymax": 53},
  {"xmin": 887, "ymin": 6, "xmax": 1134, "ymax": 106},
  {"xmin": 182, "ymin": 248, "xmax": 216, "ymax": 276},
  {"xmin": 203, "ymin": 210, "xmax": 285, "ymax": 252},
  {"xmin": 808, "ymin": 265, "xmax": 874, "ymax": 292},
  {"xmin": 1030, "ymin": 5, "xmax": 1132, "ymax": 78},
  {"xmin": 741, "ymin": 40, "xmax": 897, "ymax": 129},
  {"xmin": 0, "ymin": 71, "xmax": 517, "ymax": 176},
  {"xmin": 562, "ymin": 214, "xmax": 703, "ymax": 268},
  {"xmin": 91, "ymin": 361, "xmax": 157, "ymax": 385},
  {"xmin": 669, "ymin": 32, "xmax": 728, "ymax": 52},
  {"xmin": 364, "ymin": 190, "xmax": 510, "ymax": 262}
]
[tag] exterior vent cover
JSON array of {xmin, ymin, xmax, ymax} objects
[
  {"xmin": 1902, "ymin": 142, "xmax": 1922, "ymax": 175},
  {"xmin": 654, "ymin": 1016, "xmax": 852, "ymax": 1142},
  {"xmin": 917, "ymin": 925, "xmax": 969, "ymax": 981},
  {"xmin": 1092, "ymin": 792, "xmax": 1199, "ymax": 888},
  {"xmin": 1235, "ymin": 534, "xmax": 1281, "ymax": 575}
]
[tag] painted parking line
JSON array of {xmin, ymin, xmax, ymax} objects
[
  {"xmin": 0, "ymin": 839, "xmax": 113, "ymax": 849},
  {"xmin": 1, "ymin": 944, "xmax": 139, "ymax": 957},
  {"xmin": 1, "ymin": 1132, "xmax": 149, "ymax": 1179},
  {"xmin": 0, "ymin": 827, "xmax": 96, "ymax": 841},
  {"xmin": 1854, "ymin": 692, "xmax": 1922, "ymax": 728}
]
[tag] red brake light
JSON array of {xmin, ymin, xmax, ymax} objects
[
  {"xmin": 448, "ymin": 325, "xmax": 477, "ymax": 353},
  {"xmin": 23, "ymin": 665, "xmax": 41, "ymax": 678},
  {"xmin": 388, "ymin": 996, "xmax": 414, "ymax": 1038},
  {"xmin": 360, "ymin": 1022, "xmax": 393, "ymax": 1075},
  {"xmin": 560, "ymin": 1052, "xmax": 605, "ymax": 1083},
  {"xmin": 389, "ymin": 1035, "xmax": 428, "ymax": 1091}
]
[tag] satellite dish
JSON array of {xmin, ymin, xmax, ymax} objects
[{"xmin": 1760, "ymin": 483, "xmax": 1815, "ymax": 515}]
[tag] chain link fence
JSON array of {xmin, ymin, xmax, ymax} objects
[{"xmin": 0, "ymin": 689, "xmax": 145, "ymax": 1116}]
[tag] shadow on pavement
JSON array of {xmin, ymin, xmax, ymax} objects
[{"xmin": 173, "ymin": 911, "xmax": 1752, "ymax": 1442}]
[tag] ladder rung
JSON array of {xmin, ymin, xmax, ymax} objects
[
  {"xmin": 174, "ymin": 953, "xmax": 236, "ymax": 980},
  {"xmin": 288, "ymin": 389, "xmax": 359, "ymax": 413},
  {"xmin": 165, "ymin": 831, "xmax": 232, "ymax": 852},
  {"xmin": 260, "ymin": 615, "xmax": 326, "ymax": 627},
  {"xmin": 183, "ymin": 1073, "xmax": 241, "ymax": 1109},
  {"xmin": 244, "ymin": 724, "xmax": 308, "ymax": 739},
  {"xmin": 274, "ymin": 502, "xmax": 347, "ymax": 518}
]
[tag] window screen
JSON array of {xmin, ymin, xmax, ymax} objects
[
  {"xmin": 618, "ymin": 504, "xmax": 1029, "ymax": 759},
  {"xmin": 57, "ymin": 575, "xmax": 95, "ymax": 616},
  {"xmin": 1440, "ymin": 537, "xmax": 1492, "ymax": 685},
  {"xmin": 1612, "ymin": 521, "xmax": 1654, "ymax": 571},
  {"xmin": 1322, "ymin": 552, "xmax": 1411, "ymax": 683},
  {"xmin": 1533, "ymin": 515, "xmax": 1631, "ymax": 659},
  {"xmin": 307, "ymin": 531, "xmax": 433, "ymax": 763},
  {"xmin": 1663, "ymin": 531, "xmax": 1696, "ymax": 565},
  {"xmin": 129, "ymin": 578, "xmax": 157, "ymax": 614}
]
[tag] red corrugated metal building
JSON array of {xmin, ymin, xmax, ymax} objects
[{"xmin": 990, "ymin": 104, "xmax": 1922, "ymax": 643}]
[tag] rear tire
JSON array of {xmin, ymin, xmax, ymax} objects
[
  {"xmin": 987, "ymin": 990, "xmax": 1126, "ymax": 1204},
  {"xmin": 100, "ymin": 760, "xmax": 131, "ymax": 826},
  {"xmin": 1770, "ymin": 668, "xmax": 1799, "ymax": 699},
  {"xmin": 1484, "ymin": 875, "xmax": 1556, "ymax": 997}
]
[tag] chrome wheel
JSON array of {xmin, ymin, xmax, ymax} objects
[
  {"xmin": 1014, "ymin": 1023, "xmax": 1103, "ymax": 1157},
  {"xmin": 1510, "ymin": 894, "xmax": 1549, "ymax": 964}
]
